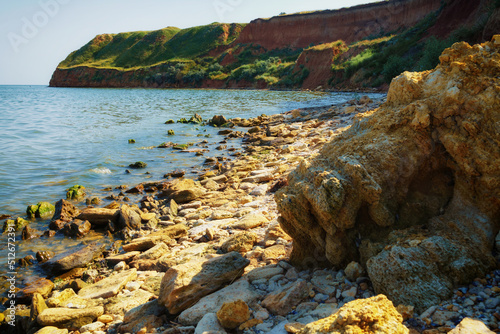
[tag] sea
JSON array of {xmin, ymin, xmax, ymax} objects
[{"xmin": 0, "ymin": 85, "xmax": 383, "ymax": 283}]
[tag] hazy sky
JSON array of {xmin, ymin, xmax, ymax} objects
[{"xmin": 0, "ymin": 0, "xmax": 379, "ymax": 85}]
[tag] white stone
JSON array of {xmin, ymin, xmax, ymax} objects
[{"xmin": 194, "ymin": 313, "xmax": 226, "ymax": 334}]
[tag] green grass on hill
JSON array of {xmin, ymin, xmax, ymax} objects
[{"xmin": 58, "ymin": 23, "xmax": 245, "ymax": 70}]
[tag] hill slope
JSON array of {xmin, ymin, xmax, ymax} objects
[{"xmin": 50, "ymin": 0, "xmax": 497, "ymax": 90}]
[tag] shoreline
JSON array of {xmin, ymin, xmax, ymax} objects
[{"xmin": 1, "ymin": 94, "xmax": 499, "ymax": 333}]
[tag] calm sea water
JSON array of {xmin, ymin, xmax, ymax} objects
[{"xmin": 0, "ymin": 85, "xmax": 383, "ymax": 282}]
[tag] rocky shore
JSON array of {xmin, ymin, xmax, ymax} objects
[{"xmin": 2, "ymin": 37, "xmax": 500, "ymax": 334}]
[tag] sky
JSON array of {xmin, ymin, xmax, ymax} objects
[{"xmin": 0, "ymin": 0, "xmax": 380, "ymax": 85}]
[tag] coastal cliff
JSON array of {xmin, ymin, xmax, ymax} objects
[{"xmin": 50, "ymin": 0, "xmax": 495, "ymax": 90}]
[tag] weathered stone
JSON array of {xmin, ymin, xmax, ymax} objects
[
  {"xmin": 22, "ymin": 225, "xmax": 41, "ymax": 240},
  {"xmin": 34, "ymin": 327, "xmax": 69, "ymax": 334},
  {"xmin": 98, "ymin": 314, "xmax": 114, "ymax": 324},
  {"xmin": 169, "ymin": 187, "xmax": 206, "ymax": 204},
  {"xmin": 62, "ymin": 219, "xmax": 91, "ymax": 238},
  {"xmin": 231, "ymin": 213, "xmax": 269, "ymax": 230},
  {"xmin": 66, "ymin": 185, "xmax": 86, "ymax": 200},
  {"xmin": 297, "ymin": 295, "xmax": 408, "ymax": 334},
  {"xmin": 46, "ymin": 289, "xmax": 77, "ymax": 308},
  {"xmin": 217, "ymin": 299, "xmax": 250, "ymax": 329},
  {"xmin": 134, "ymin": 242, "xmax": 169, "ymax": 260},
  {"xmin": 50, "ymin": 199, "xmax": 81, "ymax": 230},
  {"xmin": 448, "ymin": 317, "xmax": 494, "ymax": 334},
  {"xmin": 159, "ymin": 252, "xmax": 250, "ymax": 314},
  {"xmin": 29, "ymin": 293, "xmax": 48, "ymax": 332},
  {"xmin": 178, "ymin": 280, "xmax": 260, "ymax": 326},
  {"xmin": 119, "ymin": 300, "xmax": 165, "ymax": 334},
  {"xmin": 17, "ymin": 278, "xmax": 54, "ymax": 303},
  {"xmin": 220, "ymin": 232, "xmax": 258, "ymax": 253},
  {"xmin": 195, "ymin": 313, "xmax": 227, "ymax": 334},
  {"xmin": 37, "ymin": 306, "xmax": 103, "ymax": 327},
  {"xmin": 78, "ymin": 269, "xmax": 137, "ymax": 299},
  {"xmin": 276, "ymin": 38, "xmax": 500, "ymax": 311},
  {"xmin": 77, "ymin": 207, "xmax": 119, "ymax": 226},
  {"xmin": 106, "ymin": 251, "xmax": 141, "ymax": 265},
  {"xmin": 42, "ymin": 242, "xmax": 103, "ymax": 274},
  {"xmin": 262, "ymin": 244, "xmax": 287, "ymax": 261},
  {"xmin": 105, "ymin": 288, "xmax": 154, "ymax": 315},
  {"xmin": 118, "ymin": 204, "xmax": 142, "ymax": 230},
  {"xmin": 245, "ymin": 265, "xmax": 284, "ymax": 282},
  {"xmin": 242, "ymin": 173, "xmax": 273, "ymax": 183},
  {"xmin": 262, "ymin": 280, "xmax": 310, "ymax": 316},
  {"xmin": 210, "ymin": 115, "xmax": 228, "ymax": 127},
  {"xmin": 344, "ymin": 261, "xmax": 364, "ymax": 282}
]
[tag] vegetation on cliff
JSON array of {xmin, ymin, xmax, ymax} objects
[{"xmin": 51, "ymin": 0, "xmax": 499, "ymax": 89}]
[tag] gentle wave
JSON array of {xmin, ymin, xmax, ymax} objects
[{"xmin": 91, "ymin": 167, "xmax": 112, "ymax": 174}]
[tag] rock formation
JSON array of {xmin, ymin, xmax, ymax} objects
[{"xmin": 276, "ymin": 36, "xmax": 500, "ymax": 311}]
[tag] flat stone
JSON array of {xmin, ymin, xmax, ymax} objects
[
  {"xmin": 220, "ymin": 232, "xmax": 258, "ymax": 253},
  {"xmin": 178, "ymin": 280, "xmax": 260, "ymax": 325},
  {"xmin": 119, "ymin": 300, "xmax": 165, "ymax": 334},
  {"xmin": 37, "ymin": 306, "xmax": 104, "ymax": 327},
  {"xmin": 105, "ymin": 288, "xmax": 154, "ymax": 315},
  {"xmin": 262, "ymin": 280, "xmax": 310, "ymax": 316},
  {"xmin": 242, "ymin": 172, "xmax": 273, "ymax": 183},
  {"xmin": 78, "ymin": 269, "xmax": 137, "ymax": 299},
  {"xmin": 42, "ymin": 242, "xmax": 103, "ymax": 274},
  {"xmin": 448, "ymin": 317, "xmax": 494, "ymax": 333},
  {"xmin": 230, "ymin": 213, "xmax": 269, "ymax": 230},
  {"xmin": 122, "ymin": 237, "xmax": 159, "ymax": 252},
  {"xmin": 17, "ymin": 278, "xmax": 54, "ymax": 303},
  {"xmin": 106, "ymin": 251, "xmax": 141, "ymax": 265},
  {"xmin": 159, "ymin": 252, "xmax": 250, "ymax": 314},
  {"xmin": 246, "ymin": 265, "xmax": 285, "ymax": 282},
  {"xmin": 34, "ymin": 327, "xmax": 69, "ymax": 334},
  {"xmin": 134, "ymin": 242, "xmax": 169, "ymax": 260},
  {"xmin": 262, "ymin": 244, "xmax": 287, "ymax": 261},
  {"xmin": 79, "ymin": 321, "xmax": 105, "ymax": 332},
  {"xmin": 195, "ymin": 313, "xmax": 227, "ymax": 334},
  {"xmin": 46, "ymin": 289, "xmax": 77, "ymax": 308},
  {"xmin": 306, "ymin": 303, "xmax": 339, "ymax": 319}
]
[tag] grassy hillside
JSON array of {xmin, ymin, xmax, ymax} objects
[{"xmin": 59, "ymin": 23, "xmax": 244, "ymax": 70}]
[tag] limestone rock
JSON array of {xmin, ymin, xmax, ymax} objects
[
  {"xmin": 119, "ymin": 300, "xmax": 165, "ymax": 334},
  {"xmin": 216, "ymin": 300, "xmax": 251, "ymax": 329},
  {"xmin": 344, "ymin": 261, "xmax": 364, "ymax": 282},
  {"xmin": 42, "ymin": 242, "xmax": 103, "ymax": 274},
  {"xmin": 220, "ymin": 232, "xmax": 258, "ymax": 253},
  {"xmin": 231, "ymin": 213, "xmax": 269, "ymax": 230},
  {"xmin": 118, "ymin": 204, "xmax": 142, "ymax": 230},
  {"xmin": 17, "ymin": 278, "xmax": 54, "ymax": 303},
  {"xmin": 448, "ymin": 317, "xmax": 494, "ymax": 334},
  {"xmin": 76, "ymin": 207, "xmax": 119, "ymax": 226},
  {"xmin": 195, "ymin": 313, "xmax": 227, "ymax": 334},
  {"xmin": 246, "ymin": 265, "xmax": 284, "ymax": 282},
  {"xmin": 276, "ymin": 38, "xmax": 500, "ymax": 311},
  {"xmin": 178, "ymin": 280, "xmax": 260, "ymax": 326},
  {"xmin": 105, "ymin": 288, "xmax": 154, "ymax": 315},
  {"xmin": 297, "ymin": 295, "xmax": 408, "ymax": 334},
  {"xmin": 78, "ymin": 268, "xmax": 137, "ymax": 299},
  {"xmin": 37, "ymin": 306, "xmax": 104, "ymax": 327},
  {"xmin": 262, "ymin": 280, "xmax": 310, "ymax": 316},
  {"xmin": 159, "ymin": 252, "xmax": 250, "ymax": 314},
  {"xmin": 62, "ymin": 219, "xmax": 91, "ymax": 238},
  {"xmin": 34, "ymin": 327, "xmax": 69, "ymax": 334}
]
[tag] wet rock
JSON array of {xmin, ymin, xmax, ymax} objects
[
  {"xmin": 62, "ymin": 219, "xmax": 91, "ymax": 238},
  {"xmin": 42, "ymin": 242, "xmax": 104, "ymax": 274},
  {"xmin": 129, "ymin": 161, "xmax": 147, "ymax": 169},
  {"xmin": 217, "ymin": 299, "xmax": 250, "ymax": 329},
  {"xmin": 126, "ymin": 184, "xmax": 144, "ymax": 194},
  {"xmin": 77, "ymin": 207, "xmax": 119, "ymax": 226},
  {"xmin": 449, "ymin": 317, "xmax": 494, "ymax": 333},
  {"xmin": 195, "ymin": 313, "xmax": 226, "ymax": 334},
  {"xmin": 22, "ymin": 225, "xmax": 41, "ymax": 240},
  {"xmin": 220, "ymin": 232, "xmax": 258, "ymax": 253},
  {"xmin": 17, "ymin": 278, "xmax": 54, "ymax": 303},
  {"xmin": 36, "ymin": 250, "xmax": 55, "ymax": 263},
  {"xmin": 50, "ymin": 199, "xmax": 81, "ymax": 230},
  {"xmin": 297, "ymin": 295, "xmax": 408, "ymax": 334},
  {"xmin": 66, "ymin": 185, "xmax": 86, "ymax": 200},
  {"xmin": 262, "ymin": 280, "xmax": 310, "ymax": 316},
  {"xmin": 27, "ymin": 202, "xmax": 55, "ymax": 219},
  {"xmin": 210, "ymin": 115, "xmax": 228, "ymax": 127},
  {"xmin": 3, "ymin": 217, "xmax": 29, "ymax": 232},
  {"xmin": 178, "ymin": 280, "xmax": 260, "ymax": 326},
  {"xmin": 37, "ymin": 306, "xmax": 103, "ymax": 327},
  {"xmin": 78, "ymin": 268, "xmax": 137, "ymax": 299},
  {"xmin": 159, "ymin": 251, "xmax": 250, "ymax": 314},
  {"xmin": 276, "ymin": 38, "xmax": 500, "ymax": 311}
]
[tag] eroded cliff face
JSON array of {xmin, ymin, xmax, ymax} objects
[
  {"xmin": 294, "ymin": 44, "xmax": 344, "ymax": 90},
  {"xmin": 235, "ymin": 0, "xmax": 441, "ymax": 49},
  {"xmin": 275, "ymin": 36, "xmax": 500, "ymax": 311}
]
